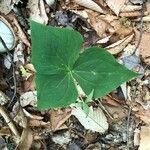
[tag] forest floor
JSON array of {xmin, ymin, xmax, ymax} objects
[{"xmin": 0, "ymin": 0, "xmax": 150, "ymax": 150}]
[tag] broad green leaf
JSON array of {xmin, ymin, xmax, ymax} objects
[
  {"xmin": 73, "ymin": 47, "xmax": 138, "ymax": 98},
  {"xmin": 36, "ymin": 73, "xmax": 77, "ymax": 109},
  {"xmin": 31, "ymin": 21, "xmax": 83, "ymax": 74},
  {"xmin": 31, "ymin": 21, "xmax": 138, "ymax": 109}
]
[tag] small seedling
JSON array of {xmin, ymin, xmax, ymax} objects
[{"xmin": 31, "ymin": 21, "xmax": 138, "ymax": 110}]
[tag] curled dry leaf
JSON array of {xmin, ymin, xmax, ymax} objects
[
  {"xmin": 0, "ymin": 16, "xmax": 16, "ymax": 53},
  {"xmin": 106, "ymin": 0, "xmax": 127, "ymax": 16},
  {"xmin": 74, "ymin": 0, "xmax": 106, "ymax": 14},
  {"xmin": 139, "ymin": 126, "xmax": 150, "ymax": 150},
  {"xmin": 71, "ymin": 106, "xmax": 108, "ymax": 133},
  {"xmin": 106, "ymin": 34, "xmax": 134, "ymax": 54},
  {"xmin": 135, "ymin": 30, "xmax": 150, "ymax": 64}
]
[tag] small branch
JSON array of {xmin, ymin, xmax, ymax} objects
[
  {"xmin": 0, "ymin": 106, "xmax": 20, "ymax": 138},
  {"xmin": 133, "ymin": 1, "xmax": 145, "ymax": 55}
]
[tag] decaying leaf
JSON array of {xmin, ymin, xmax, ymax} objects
[
  {"xmin": 52, "ymin": 131, "xmax": 71, "ymax": 145},
  {"xmin": 87, "ymin": 11, "xmax": 114, "ymax": 37},
  {"xmin": 135, "ymin": 30, "xmax": 150, "ymax": 64},
  {"xmin": 0, "ymin": 127, "xmax": 11, "ymax": 136},
  {"xmin": 71, "ymin": 106, "xmax": 108, "ymax": 133},
  {"xmin": 106, "ymin": 34, "xmax": 134, "ymax": 54},
  {"xmin": 49, "ymin": 108, "xmax": 72, "ymax": 131},
  {"xmin": 106, "ymin": 0, "xmax": 127, "ymax": 16},
  {"xmin": 74, "ymin": 0, "xmax": 106, "ymax": 14},
  {"xmin": 27, "ymin": 0, "xmax": 48, "ymax": 24},
  {"xmin": 139, "ymin": 126, "xmax": 150, "ymax": 150},
  {"xmin": 20, "ymin": 91, "xmax": 37, "ymax": 107},
  {"xmin": 121, "ymin": 5, "xmax": 142, "ymax": 12}
]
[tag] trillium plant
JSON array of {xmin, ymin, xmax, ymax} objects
[{"xmin": 31, "ymin": 21, "xmax": 138, "ymax": 110}]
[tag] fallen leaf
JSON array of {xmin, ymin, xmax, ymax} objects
[
  {"xmin": 17, "ymin": 128, "xmax": 33, "ymax": 150},
  {"xmin": 50, "ymin": 108, "xmax": 72, "ymax": 131},
  {"xmin": 13, "ymin": 43, "xmax": 25, "ymax": 64},
  {"xmin": 88, "ymin": 12, "xmax": 114, "ymax": 37},
  {"xmin": 71, "ymin": 106, "xmax": 108, "ymax": 133},
  {"xmin": 0, "ymin": 127, "xmax": 11, "ymax": 136},
  {"xmin": 52, "ymin": 131, "xmax": 71, "ymax": 145},
  {"xmin": 139, "ymin": 126, "xmax": 150, "ymax": 150},
  {"xmin": 12, "ymin": 17, "xmax": 30, "ymax": 47},
  {"xmin": 135, "ymin": 30, "xmax": 150, "ymax": 64},
  {"xmin": 20, "ymin": 91, "xmax": 37, "ymax": 107},
  {"xmin": 74, "ymin": 0, "xmax": 106, "ymax": 14},
  {"xmin": 106, "ymin": 0, "xmax": 127, "ymax": 16},
  {"xmin": 106, "ymin": 34, "xmax": 134, "ymax": 54},
  {"xmin": 27, "ymin": 0, "xmax": 48, "ymax": 24},
  {"xmin": 121, "ymin": 5, "xmax": 142, "ymax": 12},
  {"xmin": 135, "ymin": 109, "xmax": 150, "ymax": 124}
]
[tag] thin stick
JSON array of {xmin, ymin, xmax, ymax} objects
[
  {"xmin": 133, "ymin": 1, "xmax": 145, "ymax": 55},
  {"xmin": 0, "ymin": 106, "xmax": 20, "ymax": 138},
  {"xmin": 126, "ymin": 106, "xmax": 132, "ymax": 150}
]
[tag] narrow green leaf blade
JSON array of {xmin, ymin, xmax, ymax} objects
[
  {"xmin": 36, "ymin": 73, "xmax": 78, "ymax": 109},
  {"xmin": 31, "ymin": 21, "xmax": 83, "ymax": 74},
  {"xmin": 73, "ymin": 47, "xmax": 138, "ymax": 98}
]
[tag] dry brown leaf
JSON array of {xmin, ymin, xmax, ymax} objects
[
  {"xmin": 87, "ymin": 12, "xmax": 114, "ymax": 37},
  {"xmin": 135, "ymin": 109, "xmax": 150, "ymax": 124},
  {"xmin": 29, "ymin": 119, "xmax": 49, "ymax": 127},
  {"xmin": 106, "ymin": 0, "xmax": 127, "ymax": 16},
  {"xmin": 104, "ymin": 104, "xmax": 128, "ymax": 122},
  {"xmin": 17, "ymin": 128, "xmax": 33, "ymax": 150},
  {"xmin": 135, "ymin": 30, "xmax": 150, "ymax": 64},
  {"xmin": 27, "ymin": 0, "xmax": 48, "ymax": 24},
  {"xmin": 49, "ymin": 108, "xmax": 72, "ymax": 131},
  {"xmin": 13, "ymin": 17, "xmax": 30, "ymax": 47},
  {"xmin": 121, "ymin": 5, "xmax": 142, "ymax": 12},
  {"xmin": 120, "ymin": 11, "xmax": 148, "ymax": 17},
  {"xmin": 102, "ymin": 96, "xmax": 121, "ymax": 106},
  {"xmin": 139, "ymin": 126, "xmax": 150, "ymax": 150},
  {"xmin": 106, "ymin": 34, "xmax": 134, "ymax": 54},
  {"xmin": 74, "ymin": 0, "xmax": 106, "ymax": 14},
  {"xmin": 134, "ymin": 128, "xmax": 140, "ymax": 146},
  {"xmin": 0, "ymin": 127, "xmax": 11, "ymax": 136}
]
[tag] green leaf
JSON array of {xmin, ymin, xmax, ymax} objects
[
  {"xmin": 31, "ymin": 21, "xmax": 138, "ymax": 109},
  {"xmin": 73, "ymin": 47, "xmax": 138, "ymax": 97},
  {"xmin": 31, "ymin": 21, "xmax": 83, "ymax": 74}
]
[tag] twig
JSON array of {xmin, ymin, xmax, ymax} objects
[
  {"xmin": 0, "ymin": 36, "xmax": 17, "ymax": 108},
  {"xmin": 126, "ymin": 106, "xmax": 132, "ymax": 150},
  {"xmin": 98, "ymin": 99, "xmax": 114, "ymax": 120},
  {"xmin": 133, "ymin": 1, "xmax": 145, "ymax": 55},
  {"xmin": 0, "ymin": 105, "xmax": 20, "ymax": 138}
]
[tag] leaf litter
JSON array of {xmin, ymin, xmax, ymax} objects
[{"xmin": 0, "ymin": 0, "xmax": 150, "ymax": 149}]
